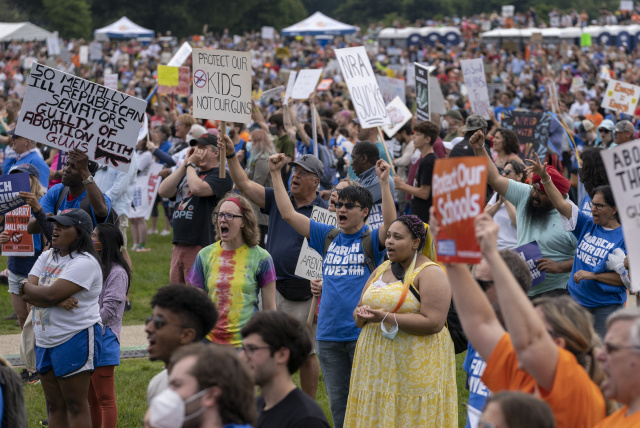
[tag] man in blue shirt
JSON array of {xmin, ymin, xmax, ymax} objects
[{"xmin": 4, "ymin": 131, "xmax": 49, "ymax": 187}]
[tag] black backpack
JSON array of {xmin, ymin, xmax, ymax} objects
[
  {"xmin": 323, "ymin": 227, "xmax": 376, "ymax": 274},
  {"xmin": 54, "ymin": 186, "xmax": 120, "ymax": 228}
]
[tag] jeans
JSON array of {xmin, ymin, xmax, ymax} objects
[
  {"xmin": 586, "ymin": 304, "xmax": 623, "ymax": 338},
  {"xmin": 316, "ymin": 340, "xmax": 358, "ymax": 428}
]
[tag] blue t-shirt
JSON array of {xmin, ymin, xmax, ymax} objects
[
  {"xmin": 579, "ymin": 193, "xmax": 592, "ymax": 218},
  {"xmin": 159, "ymin": 140, "xmax": 172, "ymax": 154},
  {"xmin": 309, "ymin": 222, "xmax": 385, "ymax": 342},
  {"xmin": 39, "ymin": 183, "xmax": 112, "ymax": 227},
  {"xmin": 463, "ymin": 342, "xmax": 491, "ymax": 427},
  {"xmin": 568, "ymin": 210, "xmax": 627, "ymax": 307},
  {"xmin": 4, "ymin": 151, "xmax": 50, "ymax": 188}
]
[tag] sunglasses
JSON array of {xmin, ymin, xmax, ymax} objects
[
  {"xmin": 598, "ymin": 129, "xmax": 611, "ymax": 133},
  {"xmin": 146, "ymin": 316, "xmax": 187, "ymax": 330},
  {"xmin": 334, "ymin": 202, "xmax": 364, "ymax": 210}
]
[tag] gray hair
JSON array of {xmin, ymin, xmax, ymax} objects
[{"xmin": 606, "ymin": 308, "xmax": 640, "ymax": 348}]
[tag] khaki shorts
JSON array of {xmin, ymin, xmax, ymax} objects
[
  {"xmin": 276, "ymin": 290, "xmax": 317, "ymax": 354},
  {"xmin": 118, "ymin": 214, "xmax": 129, "ymax": 248}
]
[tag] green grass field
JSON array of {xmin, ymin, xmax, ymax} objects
[{"xmin": 2, "ymin": 211, "xmax": 470, "ymax": 427}]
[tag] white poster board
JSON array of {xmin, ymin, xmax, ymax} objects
[
  {"xmin": 89, "ymin": 42, "xmax": 103, "ymax": 61},
  {"xmin": 15, "ymin": 63, "xmax": 146, "ymax": 172},
  {"xmin": 192, "ymin": 48, "xmax": 252, "ymax": 123},
  {"xmin": 335, "ymin": 46, "xmax": 390, "ymax": 128},
  {"xmin": 295, "ymin": 207, "xmax": 337, "ymax": 280},
  {"xmin": 460, "ymin": 59, "xmax": 492, "ymax": 119},
  {"xmin": 601, "ymin": 79, "xmax": 640, "ymax": 114},
  {"xmin": 167, "ymin": 42, "xmax": 193, "ymax": 67},
  {"xmin": 283, "ymin": 70, "xmax": 297, "ymax": 105},
  {"xmin": 429, "ymin": 75, "xmax": 447, "ymax": 115},
  {"xmin": 291, "ymin": 69, "xmax": 323, "ymax": 100},
  {"xmin": 621, "ymin": 1, "xmax": 634, "ymax": 10},
  {"xmin": 382, "ymin": 96, "xmax": 413, "ymax": 138},
  {"xmin": 104, "ymin": 73, "xmax": 118, "ymax": 91},
  {"xmin": 46, "ymin": 37, "xmax": 60, "ymax": 56},
  {"xmin": 502, "ymin": 5, "xmax": 515, "ymax": 17},
  {"xmin": 260, "ymin": 85, "xmax": 284, "ymax": 103},
  {"xmin": 376, "ymin": 76, "xmax": 406, "ymax": 105},
  {"xmin": 79, "ymin": 46, "xmax": 89, "ymax": 64},
  {"xmin": 129, "ymin": 163, "xmax": 163, "ymax": 220},
  {"xmin": 261, "ymin": 26, "xmax": 275, "ymax": 40},
  {"xmin": 601, "ymin": 139, "xmax": 640, "ymax": 292}
]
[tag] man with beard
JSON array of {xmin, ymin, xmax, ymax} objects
[{"xmin": 469, "ymin": 130, "xmax": 577, "ymax": 298}]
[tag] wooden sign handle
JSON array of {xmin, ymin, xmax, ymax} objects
[{"xmin": 219, "ymin": 120, "xmax": 226, "ymax": 178}]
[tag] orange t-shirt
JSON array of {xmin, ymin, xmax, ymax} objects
[
  {"xmin": 585, "ymin": 113, "xmax": 604, "ymax": 127},
  {"xmin": 595, "ymin": 406, "xmax": 640, "ymax": 427},
  {"xmin": 482, "ymin": 333, "xmax": 606, "ymax": 428}
]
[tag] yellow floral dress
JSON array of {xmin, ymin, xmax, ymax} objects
[{"xmin": 343, "ymin": 260, "xmax": 458, "ymax": 428}]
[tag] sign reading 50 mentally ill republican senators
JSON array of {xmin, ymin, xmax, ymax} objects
[
  {"xmin": 16, "ymin": 63, "xmax": 147, "ymax": 172},
  {"xmin": 192, "ymin": 48, "xmax": 252, "ymax": 124},
  {"xmin": 432, "ymin": 157, "xmax": 488, "ymax": 264}
]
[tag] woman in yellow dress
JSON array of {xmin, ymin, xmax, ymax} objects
[{"xmin": 345, "ymin": 215, "xmax": 457, "ymax": 427}]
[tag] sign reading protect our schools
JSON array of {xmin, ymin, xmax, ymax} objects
[
  {"xmin": 601, "ymin": 79, "xmax": 640, "ymax": 114},
  {"xmin": 514, "ymin": 241, "xmax": 546, "ymax": 287},
  {"xmin": 16, "ymin": 63, "xmax": 147, "ymax": 172},
  {"xmin": 0, "ymin": 173, "xmax": 30, "ymax": 216},
  {"xmin": 295, "ymin": 207, "xmax": 337, "ymax": 281},
  {"xmin": 601, "ymin": 139, "xmax": 640, "ymax": 292},
  {"xmin": 192, "ymin": 48, "xmax": 252, "ymax": 124},
  {"xmin": 2, "ymin": 205, "xmax": 34, "ymax": 256},
  {"xmin": 432, "ymin": 157, "xmax": 488, "ymax": 264},
  {"xmin": 335, "ymin": 47, "xmax": 390, "ymax": 129}
]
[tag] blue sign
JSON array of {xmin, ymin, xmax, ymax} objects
[
  {"xmin": 0, "ymin": 173, "xmax": 30, "ymax": 215},
  {"xmin": 515, "ymin": 240, "xmax": 546, "ymax": 287}
]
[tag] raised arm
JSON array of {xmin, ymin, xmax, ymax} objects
[
  {"xmin": 69, "ymin": 149, "xmax": 108, "ymax": 218},
  {"xmin": 217, "ymin": 135, "xmax": 266, "ymax": 208},
  {"xmin": 376, "ymin": 159, "xmax": 396, "ymax": 244},
  {"xmin": 469, "ymin": 130, "xmax": 510, "ymax": 197},
  {"xmin": 268, "ymin": 153, "xmax": 311, "ymax": 238},
  {"xmin": 525, "ymin": 153, "xmax": 572, "ymax": 219}
]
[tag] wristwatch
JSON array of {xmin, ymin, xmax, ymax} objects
[
  {"xmin": 82, "ymin": 175, "xmax": 95, "ymax": 185},
  {"xmin": 18, "ymin": 278, "xmax": 27, "ymax": 295},
  {"xmin": 226, "ymin": 151, "xmax": 236, "ymax": 159},
  {"xmin": 54, "ymin": 170, "xmax": 61, "ymax": 179},
  {"xmin": 186, "ymin": 162, "xmax": 197, "ymax": 170}
]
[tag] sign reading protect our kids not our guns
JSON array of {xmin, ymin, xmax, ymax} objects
[
  {"xmin": 432, "ymin": 157, "xmax": 488, "ymax": 264},
  {"xmin": 601, "ymin": 79, "xmax": 640, "ymax": 114}
]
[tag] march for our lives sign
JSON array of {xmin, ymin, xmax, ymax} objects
[
  {"xmin": 514, "ymin": 240, "xmax": 546, "ymax": 287},
  {"xmin": 0, "ymin": 173, "xmax": 30, "ymax": 215}
]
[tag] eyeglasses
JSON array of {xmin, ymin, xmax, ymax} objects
[
  {"xmin": 145, "ymin": 316, "xmax": 187, "ymax": 330},
  {"xmin": 598, "ymin": 128, "xmax": 611, "ymax": 133},
  {"xmin": 291, "ymin": 167, "xmax": 313, "ymax": 177},
  {"xmin": 588, "ymin": 201, "xmax": 610, "ymax": 211},
  {"xmin": 602, "ymin": 341, "xmax": 640, "ymax": 355},
  {"xmin": 213, "ymin": 212, "xmax": 244, "ymax": 221},
  {"xmin": 475, "ymin": 279, "xmax": 494, "ymax": 291},
  {"xmin": 334, "ymin": 202, "xmax": 364, "ymax": 210},
  {"xmin": 331, "ymin": 187, "xmax": 340, "ymax": 193},
  {"xmin": 240, "ymin": 344, "xmax": 271, "ymax": 357}
]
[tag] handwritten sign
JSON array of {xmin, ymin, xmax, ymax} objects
[
  {"xmin": 46, "ymin": 37, "xmax": 60, "ymax": 56},
  {"xmin": 382, "ymin": 96, "xmax": 412, "ymax": 138},
  {"xmin": 192, "ymin": 48, "xmax": 252, "ymax": 124},
  {"xmin": 461, "ymin": 59, "xmax": 492, "ymax": 119},
  {"xmin": 283, "ymin": 70, "xmax": 297, "ymax": 105},
  {"xmin": 335, "ymin": 47, "xmax": 390, "ymax": 128},
  {"xmin": 261, "ymin": 26, "xmax": 275, "ymax": 40},
  {"xmin": 167, "ymin": 42, "xmax": 192, "ymax": 67},
  {"xmin": 601, "ymin": 79, "xmax": 640, "ymax": 114},
  {"xmin": 2, "ymin": 205, "xmax": 34, "ymax": 256},
  {"xmin": 89, "ymin": 42, "xmax": 102, "ymax": 61},
  {"xmin": 316, "ymin": 79, "xmax": 333, "ymax": 92},
  {"xmin": 291, "ymin": 69, "xmax": 323, "ymax": 100},
  {"xmin": 260, "ymin": 85, "xmax": 284, "ymax": 103},
  {"xmin": 432, "ymin": 157, "xmax": 488, "ymax": 264},
  {"xmin": 79, "ymin": 46, "xmax": 89, "ymax": 64},
  {"xmin": 158, "ymin": 66, "xmax": 190, "ymax": 95},
  {"xmin": 415, "ymin": 63, "xmax": 430, "ymax": 121},
  {"xmin": 429, "ymin": 75, "xmax": 447, "ymax": 115},
  {"xmin": 502, "ymin": 5, "xmax": 514, "ymax": 17},
  {"xmin": 295, "ymin": 207, "xmax": 337, "ymax": 280},
  {"xmin": 601, "ymin": 139, "xmax": 640, "ymax": 292},
  {"xmin": 104, "ymin": 73, "xmax": 118, "ymax": 91},
  {"xmin": 500, "ymin": 111, "xmax": 551, "ymax": 160},
  {"xmin": 158, "ymin": 65, "xmax": 179, "ymax": 87},
  {"xmin": 515, "ymin": 241, "xmax": 546, "ymax": 287},
  {"xmin": 0, "ymin": 173, "xmax": 29, "ymax": 216},
  {"xmin": 16, "ymin": 63, "xmax": 147, "ymax": 172},
  {"xmin": 129, "ymin": 163, "xmax": 163, "ymax": 220},
  {"xmin": 376, "ymin": 76, "xmax": 406, "ymax": 105}
]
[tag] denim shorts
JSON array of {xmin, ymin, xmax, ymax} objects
[{"xmin": 8, "ymin": 270, "xmax": 26, "ymax": 295}]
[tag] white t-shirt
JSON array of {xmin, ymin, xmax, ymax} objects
[
  {"xmin": 29, "ymin": 250, "xmax": 103, "ymax": 348},
  {"xmin": 147, "ymin": 369, "xmax": 169, "ymax": 404},
  {"xmin": 488, "ymin": 192, "xmax": 518, "ymax": 250}
]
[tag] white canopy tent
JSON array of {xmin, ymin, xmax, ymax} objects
[
  {"xmin": 0, "ymin": 22, "xmax": 53, "ymax": 41},
  {"xmin": 94, "ymin": 17, "xmax": 154, "ymax": 41},
  {"xmin": 281, "ymin": 12, "xmax": 357, "ymax": 36}
]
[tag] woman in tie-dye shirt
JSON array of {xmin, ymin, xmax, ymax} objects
[{"xmin": 187, "ymin": 193, "xmax": 276, "ymax": 347}]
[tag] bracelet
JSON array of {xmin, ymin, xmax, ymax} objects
[
  {"xmin": 541, "ymin": 177, "xmax": 552, "ymax": 185},
  {"xmin": 226, "ymin": 151, "xmax": 236, "ymax": 160}
]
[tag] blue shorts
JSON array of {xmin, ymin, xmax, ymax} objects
[
  {"xmin": 36, "ymin": 324, "xmax": 101, "ymax": 378},
  {"xmin": 96, "ymin": 326, "xmax": 120, "ymax": 367}
]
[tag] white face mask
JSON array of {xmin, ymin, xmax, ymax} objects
[
  {"xmin": 149, "ymin": 387, "xmax": 208, "ymax": 428},
  {"xmin": 380, "ymin": 312, "xmax": 398, "ymax": 340}
]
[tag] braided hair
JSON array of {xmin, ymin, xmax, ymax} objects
[{"xmin": 393, "ymin": 215, "xmax": 426, "ymax": 252}]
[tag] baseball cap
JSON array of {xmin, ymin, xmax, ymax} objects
[
  {"xmin": 614, "ymin": 120, "xmax": 634, "ymax": 134},
  {"xmin": 288, "ymin": 154, "xmax": 324, "ymax": 178},
  {"xmin": 598, "ymin": 119, "xmax": 615, "ymax": 131},
  {"xmin": 189, "ymin": 134, "xmax": 219, "ymax": 147},
  {"xmin": 444, "ymin": 110, "xmax": 464, "ymax": 121},
  {"xmin": 47, "ymin": 208, "xmax": 93, "ymax": 234},
  {"xmin": 9, "ymin": 163, "xmax": 40, "ymax": 180},
  {"xmin": 582, "ymin": 119, "xmax": 595, "ymax": 133},
  {"xmin": 461, "ymin": 114, "xmax": 488, "ymax": 133}
]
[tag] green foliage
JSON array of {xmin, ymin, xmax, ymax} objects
[
  {"xmin": 42, "ymin": 0, "xmax": 92, "ymax": 39},
  {"xmin": 0, "ymin": 0, "xmax": 29, "ymax": 22}
]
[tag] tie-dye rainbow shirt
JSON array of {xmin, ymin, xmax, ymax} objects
[{"xmin": 186, "ymin": 242, "xmax": 276, "ymax": 347}]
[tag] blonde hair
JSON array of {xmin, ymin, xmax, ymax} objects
[
  {"xmin": 176, "ymin": 113, "xmax": 196, "ymax": 128},
  {"xmin": 30, "ymin": 174, "xmax": 46, "ymax": 198},
  {"xmin": 212, "ymin": 193, "xmax": 260, "ymax": 247},
  {"xmin": 248, "ymin": 129, "xmax": 275, "ymax": 168}
]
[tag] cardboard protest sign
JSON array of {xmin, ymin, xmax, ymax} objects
[
  {"xmin": 283, "ymin": 71, "xmax": 297, "ymax": 106},
  {"xmin": 530, "ymin": 32, "xmax": 542, "ymax": 44},
  {"xmin": 192, "ymin": 48, "xmax": 252, "ymax": 123},
  {"xmin": 316, "ymin": 79, "xmax": 333, "ymax": 92},
  {"xmin": 291, "ymin": 69, "xmax": 323, "ymax": 100},
  {"xmin": 502, "ymin": 5, "xmax": 515, "ymax": 17},
  {"xmin": 79, "ymin": 46, "xmax": 89, "ymax": 64},
  {"xmin": 167, "ymin": 42, "xmax": 192, "ymax": 67},
  {"xmin": 335, "ymin": 47, "xmax": 390, "ymax": 128},
  {"xmin": 16, "ymin": 63, "xmax": 147, "ymax": 172},
  {"xmin": 260, "ymin": 86, "xmax": 284, "ymax": 103},
  {"xmin": 295, "ymin": 207, "xmax": 337, "ymax": 280},
  {"xmin": 0, "ymin": 173, "xmax": 30, "ymax": 216},
  {"xmin": 432, "ymin": 157, "xmax": 488, "ymax": 264},
  {"xmin": 621, "ymin": 0, "xmax": 634, "ymax": 10},
  {"xmin": 500, "ymin": 111, "xmax": 551, "ymax": 160},
  {"xmin": 46, "ymin": 37, "xmax": 60, "ymax": 56},
  {"xmin": 406, "ymin": 65, "xmax": 416, "ymax": 87},
  {"xmin": 158, "ymin": 66, "xmax": 190, "ymax": 95},
  {"xmin": 376, "ymin": 76, "xmax": 406, "ymax": 105},
  {"xmin": 429, "ymin": 75, "xmax": 447, "ymax": 115},
  {"xmin": 275, "ymin": 47, "xmax": 291, "ymax": 59},
  {"xmin": 104, "ymin": 73, "xmax": 118, "ymax": 91},
  {"xmin": 2, "ymin": 205, "xmax": 34, "ymax": 256},
  {"xmin": 460, "ymin": 59, "xmax": 492, "ymax": 119},
  {"xmin": 415, "ymin": 63, "xmax": 431, "ymax": 121},
  {"xmin": 514, "ymin": 241, "xmax": 546, "ymax": 287},
  {"xmin": 89, "ymin": 42, "xmax": 102, "ymax": 61},
  {"xmin": 601, "ymin": 139, "xmax": 640, "ymax": 292},
  {"xmin": 261, "ymin": 26, "xmax": 275, "ymax": 40},
  {"xmin": 601, "ymin": 79, "xmax": 640, "ymax": 114},
  {"xmin": 129, "ymin": 163, "xmax": 163, "ymax": 220},
  {"xmin": 382, "ymin": 96, "xmax": 412, "ymax": 138}
]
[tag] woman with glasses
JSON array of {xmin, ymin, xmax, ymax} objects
[
  {"xmin": 527, "ymin": 154, "xmax": 626, "ymax": 338},
  {"xmin": 594, "ymin": 120, "xmax": 614, "ymax": 149},
  {"xmin": 491, "ymin": 129, "xmax": 524, "ymax": 169},
  {"xmin": 485, "ymin": 161, "xmax": 526, "ymax": 250},
  {"xmin": 186, "ymin": 193, "xmax": 276, "ymax": 347}
]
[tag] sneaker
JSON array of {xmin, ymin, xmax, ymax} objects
[
  {"xmin": 160, "ymin": 229, "xmax": 171, "ymax": 236},
  {"xmin": 39, "ymin": 419, "xmax": 48, "ymax": 426},
  {"xmin": 148, "ymin": 229, "xmax": 158, "ymax": 235},
  {"xmin": 20, "ymin": 369, "xmax": 29, "ymax": 383},
  {"xmin": 124, "ymin": 301, "xmax": 132, "ymax": 312},
  {"xmin": 4, "ymin": 312, "xmax": 17, "ymax": 320},
  {"xmin": 26, "ymin": 371, "xmax": 40, "ymax": 384},
  {"xmin": 135, "ymin": 245, "xmax": 151, "ymax": 252},
  {"xmin": 0, "ymin": 275, "xmax": 7, "ymax": 285},
  {"xmin": 130, "ymin": 244, "xmax": 139, "ymax": 252}
]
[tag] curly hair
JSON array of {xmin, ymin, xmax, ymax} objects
[
  {"xmin": 392, "ymin": 215, "xmax": 426, "ymax": 251},
  {"xmin": 212, "ymin": 193, "xmax": 260, "ymax": 247},
  {"xmin": 579, "ymin": 147, "xmax": 608, "ymax": 196},
  {"xmin": 496, "ymin": 128, "xmax": 521, "ymax": 155}
]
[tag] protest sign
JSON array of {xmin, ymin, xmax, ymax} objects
[
  {"xmin": 158, "ymin": 66, "xmax": 190, "ymax": 95},
  {"xmin": 275, "ymin": 47, "xmax": 291, "ymax": 59},
  {"xmin": 601, "ymin": 79, "xmax": 640, "ymax": 114},
  {"xmin": 46, "ymin": 37, "xmax": 60, "ymax": 56},
  {"xmin": 415, "ymin": 63, "xmax": 431, "ymax": 121},
  {"xmin": 79, "ymin": 46, "xmax": 89, "ymax": 64},
  {"xmin": 432, "ymin": 157, "xmax": 488, "ymax": 264},
  {"xmin": 291, "ymin": 69, "xmax": 323, "ymax": 100},
  {"xmin": 16, "ymin": 63, "xmax": 147, "ymax": 172},
  {"xmin": 295, "ymin": 207, "xmax": 337, "ymax": 280},
  {"xmin": 167, "ymin": 42, "xmax": 193, "ymax": 67},
  {"xmin": 316, "ymin": 79, "xmax": 333, "ymax": 92},
  {"xmin": 460, "ymin": 59, "xmax": 492, "ymax": 119},
  {"xmin": 621, "ymin": 0, "xmax": 634, "ymax": 10},
  {"xmin": 335, "ymin": 47, "xmax": 390, "ymax": 128},
  {"xmin": 502, "ymin": 5, "xmax": 515, "ymax": 17},
  {"xmin": 382, "ymin": 96, "xmax": 412, "ymax": 138},
  {"xmin": 514, "ymin": 241, "xmax": 546, "ymax": 287},
  {"xmin": 261, "ymin": 26, "xmax": 275, "ymax": 40},
  {"xmin": 260, "ymin": 85, "xmax": 284, "ymax": 103},
  {"xmin": 376, "ymin": 76, "xmax": 406, "ymax": 105},
  {"xmin": 580, "ymin": 33, "xmax": 592, "ymax": 48},
  {"xmin": 2, "ymin": 205, "xmax": 34, "ymax": 256},
  {"xmin": 530, "ymin": 32, "xmax": 543, "ymax": 44},
  {"xmin": 406, "ymin": 65, "xmax": 416, "ymax": 87},
  {"xmin": 429, "ymin": 76, "xmax": 447, "ymax": 115},
  {"xmin": 129, "ymin": 163, "xmax": 163, "ymax": 220},
  {"xmin": 89, "ymin": 42, "xmax": 103, "ymax": 61},
  {"xmin": 0, "ymin": 173, "xmax": 30, "ymax": 216},
  {"xmin": 500, "ymin": 111, "xmax": 551, "ymax": 160},
  {"xmin": 104, "ymin": 73, "xmax": 118, "ymax": 91},
  {"xmin": 283, "ymin": 71, "xmax": 297, "ymax": 105},
  {"xmin": 601, "ymin": 139, "xmax": 640, "ymax": 292},
  {"xmin": 192, "ymin": 48, "xmax": 252, "ymax": 123}
]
